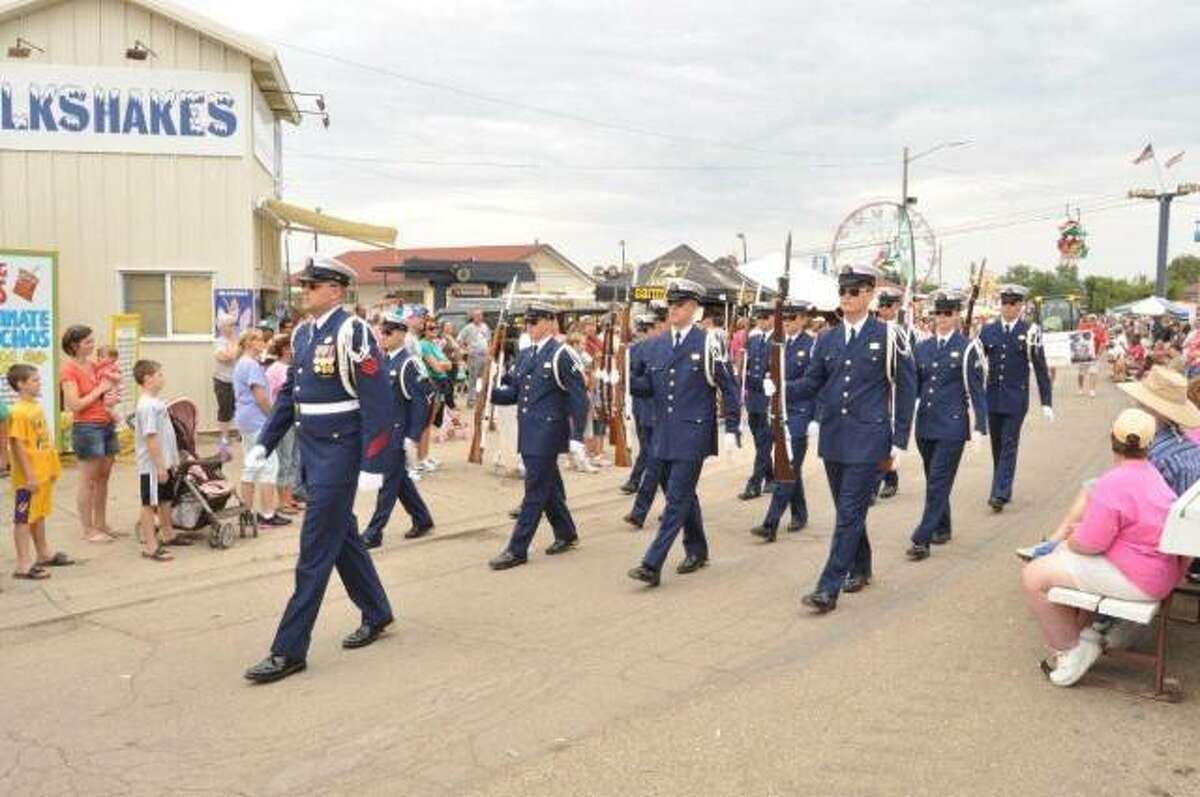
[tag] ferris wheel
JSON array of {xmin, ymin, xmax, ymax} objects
[{"xmin": 830, "ymin": 201, "xmax": 939, "ymax": 286}]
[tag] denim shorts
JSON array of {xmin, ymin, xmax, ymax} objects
[{"xmin": 72, "ymin": 422, "xmax": 118, "ymax": 460}]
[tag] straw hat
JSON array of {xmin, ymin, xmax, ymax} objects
[
  {"xmin": 1119, "ymin": 366, "xmax": 1200, "ymax": 428},
  {"xmin": 1112, "ymin": 408, "xmax": 1156, "ymax": 450}
]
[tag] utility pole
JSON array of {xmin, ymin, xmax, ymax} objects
[
  {"xmin": 1128, "ymin": 183, "xmax": 1200, "ymax": 296},
  {"xmin": 736, "ymin": 232, "xmax": 747, "ymax": 264},
  {"xmin": 619, "ymin": 239, "xmax": 626, "ymax": 271}
]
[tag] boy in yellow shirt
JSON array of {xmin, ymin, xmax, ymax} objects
[{"xmin": 8, "ymin": 365, "xmax": 69, "ymax": 579}]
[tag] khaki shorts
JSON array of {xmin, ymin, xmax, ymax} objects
[{"xmin": 1053, "ymin": 546, "xmax": 1151, "ymax": 601}]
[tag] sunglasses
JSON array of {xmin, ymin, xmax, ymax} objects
[
  {"xmin": 1000, "ymin": 298, "xmax": 1021, "ymax": 305},
  {"xmin": 301, "ymin": 281, "xmax": 336, "ymax": 291},
  {"xmin": 934, "ymin": 309, "xmax": 956, "ymax": 317},
  {"xmin": 781, "ymin": 314, "xmax": 801, "ymax": 321},
  {"xmin": 838, "ymin": 286, "xmax": 864, "ymax": 297}
]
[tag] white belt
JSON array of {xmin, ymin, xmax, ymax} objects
[{"xmin": 297, "ymin": 400, "xmax": 360, "ymax": 415}]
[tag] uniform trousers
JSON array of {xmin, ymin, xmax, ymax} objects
[
  {"xmin": 762, "ymin": 434, "xmax": 809, "ymax": 529},
  {"xmin": 629, "ymin": 421, "xmax": 653, "ymax": 486},
  {"xmin": 815, "ymin": 461, "xmax": 877, "ymax": 596},
  {"xmin": 988, "ymin": 412, "xmax": 1024, "ymax": 504},
  {"xmin": 363, "ymin": 446, "xmax": 433, "ymax": 542},
  {"xmin": 641, "ymin": 459, "xmax": 707, "ymax": 571},
  {"xmin": 507, "ymin": 454, "xmax": 577, "ymax": 557},
  {"xmin": 911, "ymin": 437, "xmax": 966, "ymax": 545},
  {"xmin": 272, "ymin": 482, "xmax": 393, "ymax": 659},
  {"xmin": 747, "ymin": 411, "xmax": 774, "ymax": 489},
  {"xmin": 629, "ymin": 449, "xmax": 664, "ymax": 523}
]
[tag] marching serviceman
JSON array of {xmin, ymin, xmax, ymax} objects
[
  {"xmin": 627, "ymin": 279, "xmax": 741, "ymax": 587},
  {"xmin": 361, "ymin": 307, "xmax": 435, "ymax": 549},
  {"xmin": 487, "ymin": 302, "xmax": 590, "ymax": 570},
  {"xmin": 978, "ymin": 284, "xmax": 1053, "ymax": 512},
  {"xmin": 792, "ymin": 264, "xmax": 917, "ymax": 614},
  {"xmin": 874, "ymin": 287, "xmax": 904, "ymax": 500},
  {"xmin": 624, "ymin": 305, "xmax": 669, "ymax": 529},
  {"xmin": 620, "ymin": 313, "xmax": 660, "ymax": 495},
  {"xmin": 750, "ymin": 300, "xmax": 816, "ymax": 542},
  {"xmin": 739, "ymin": 304, "xmax": 776, "ymax": 500},
  {"xmin": 905, "ymin": 290, "xmax": 988, "ymax": 562},
  {"xmin": 243, "ymin": 255, "xmax": 396, "ymax": 684}
]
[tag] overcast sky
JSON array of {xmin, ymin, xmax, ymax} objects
[{"xmin": 184, "ymin": 0, "xmax": 1200, "ymax": 286}]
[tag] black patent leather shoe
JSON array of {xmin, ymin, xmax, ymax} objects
[
  {"xmin": 545, "ymin": 538, "xmax": 578, "ymax": 556},
  {"xmin": 800, "ymin": 591, "xmax": 837, "ymax": 614},
  {"xmin": 738, "ymin": 486, "xmax": 762, "ymax": 501},
  {"xmin": 931, "ymin": 531, "xmax": 952, "ymax": 545},
  {"xmin": 750, "ymin": 524, "xmax": 777, "ymax": 543},
  {"xmin": 906, "ymin": 544, "xmax": 931, "ymax": 561},
  {"xmin": 843, "ymin": 574, "xmax": 871, "ymax": 593},
  {"xmin": 244, "ymin": 655, "xmax": 306, "ymax": 684},
  {"xmin": 787, "ymin": 518, "xmax": 807, "ymax": 533},
  {"xmin": 619, "ymin": 481, "xmax": 639, "ymax": 495},
  {"xmin": 623, "ymin": 513, "xmax": 644, "ymax": 530},
  {"xmin": 676, "ymin": 555, "xmax": 708, "ymax": 574},
  {"xmin": 360, "ymin": 534, "xmax": 382, "ymax": 550},
  {"xmin": 404, "ymin": 524, "xmax": 434, "ymax": 539},
  {"xmin": 342, "ymin": 619, "xmax": 393, "ymax": 649},
  {"xmin": 627, "ymin": 565, "xmax": 661, "ymax": 587},
  {"xmin": 488, "ymin": 550, "xmax": 528, "ymax": 570},
  {"xmin": 988, "ymin": 497, "xmax": 1005, "ymax": 513},
  {"xmin": 878, "ymin": 483, "xmax": 898, "ymax": 499}
]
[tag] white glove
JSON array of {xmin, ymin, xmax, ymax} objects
[
  {"xmin": 357, "ymin": 471, "xmax": 384, "ymax": 492},
  {"xmin": 403, "ymin": 438, "xmax": 418, "ymax": 463},
  {"xmin": 890, "ymin": 446, "xmax": 902, "ymax": 460},
  {"xmin": 807, "ymin": 421, "xmax": 819, "ymax": 437},
  {"xmin": 243, "ymin": 445, "xmax": 268, "ymax": 471},
  {"xmin": 724, "ymin": 432, "xmax": 741, "ymax": 452},
  {"xmin": 762, "ymin": 376, "xmax": 777, "ymax": 397},
  {"xmin": 1042, "ymin": 406, "xmax": 1055, "ymax": 423},
  {"xmin": 609, "ymin": 368, "xmax": 621, "ymax": 385}
]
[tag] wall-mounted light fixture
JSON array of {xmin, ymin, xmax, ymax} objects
[
  {"xmin": 125, "ymin": 39, "xmax": 157, "ymax": 61},
  {"xmin": 8, "ymin": 37, "xmax": 44, "ymax": 58}
]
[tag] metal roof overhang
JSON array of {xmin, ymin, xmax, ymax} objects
[{"xmin": 258, "ymin": 198, "xmax": 397, "ymax": 248}]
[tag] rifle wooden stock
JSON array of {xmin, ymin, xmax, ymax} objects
[
  {"xmin": 608, "ymin": 307, "xmax": 632, "ymax": 467},
  {"xmin": 769, "ymin": 295, "xmax": 796, "ymax": 482},
  {"xmin": 963, "ymin": 258, "xmax": 986, "ymax": 335},
  {"xmin": 467, "ymin": 322, "xmax": 508, "ymax": 465}
]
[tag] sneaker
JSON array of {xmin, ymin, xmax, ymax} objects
[
  {"xmin": 420, "ymin": 459, "xmax": 440, "ymax": 473},
  {"xmin": 1015, "ymin": 540, "xmax": 1058, "ymax": 561},
  {"xmin": 407, "ymin": 468, "xmax": 422, "ymax": 482},
  {"xmin": 426, "ymin": 457, "xmax": 441, "ymax": 469},
  {"xmin": 257, "ymin": 513, "xmax": 292, "ymax": 527},
  {"xmin": 1049, "ymin": 628, "xmax": 1103, "ymax": 686},
  {"xmin": 1089, "ymin": 390, "xmax": 1096, "ymax": 398}
]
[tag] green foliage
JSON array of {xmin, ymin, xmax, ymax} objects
[
  {"xmin": 1167, "ymin": 254, "xmax": 1200, "ymax": 300},
  {"xmin": 1000, "ymin": 263, "xmax": 1156, "ymax": 311}
]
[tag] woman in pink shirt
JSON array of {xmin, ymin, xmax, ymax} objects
[{"xmin": 1021, "ymin": 408, "xmax": 1186, "ymax": 686}]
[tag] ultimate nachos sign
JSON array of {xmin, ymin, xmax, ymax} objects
[{"xmin": 0, "ymin": 65, "xmax": 247, "ymax": 157}]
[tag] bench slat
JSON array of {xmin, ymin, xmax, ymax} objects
[
  {"xmin": 1048, "ymin": 587, "xmax": 1102, "ymax": 611},
  {"xmin": 1098, "ymin": 597, "xmax": 1160, "ymax": 624}
]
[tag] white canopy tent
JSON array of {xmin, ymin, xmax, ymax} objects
[
  {"xmin": 1115, "ymin": 295, "xmax": 1190, "ymax": 319},
  {"xmin": 740, "ymin": 252, "xmax": 840, "ymax": 311}
]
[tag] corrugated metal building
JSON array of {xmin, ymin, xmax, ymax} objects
[{"xmin": 0, "ymin": 0, "xmax": 301, "ymax": 425}]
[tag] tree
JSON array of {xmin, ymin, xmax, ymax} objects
[
  {"xmin": 1167, "ymin": 254, "xmax": 1200, "ymax": 300},
  {"xmin": 1082, "ymin": 274, "xmax": 1152, "ymax": 311}
]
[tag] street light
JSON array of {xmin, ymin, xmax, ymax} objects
[
  {"xmin": 902, "ymin": 140, "xmax": 972, "ymax": 208},
  {"xmin": 736, "ymin": 232, "xmax": 747, "ymax": 264},
  {"xmin": 619, "ymin": 240, "xmax": 626, "ymax": 271}
]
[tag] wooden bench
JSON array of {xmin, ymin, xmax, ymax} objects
[{"xmin": 1046, "ymin": 478, "xmax": 1200, "ymax": 701}]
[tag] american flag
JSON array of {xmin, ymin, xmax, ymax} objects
[
  {"xmin": 1165, "ymin": 151, "xmax": 1185, "ymax": 169},
  {"xmin": 1132, "ymin": 143, "xmax": 1155, "ymax": 165}
]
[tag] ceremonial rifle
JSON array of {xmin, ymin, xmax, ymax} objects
[
  {"xmin": 770, "ymin": 234, "xmax": 796, "ymax": 482},
  {"xmin": 963, "ymin": 257, "xmax": 986, "ymax": 335},
  {"xmin": 608, "ymin": 304, "xmax": 632, "ymax": 467},
  {"xmin": 467, "ymin": 277, "xmax": 517, "ymax": 465}
]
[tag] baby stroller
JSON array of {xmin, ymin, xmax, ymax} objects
[{"xmin": 166, "ymin": 398, "xmax": 257, "ymax": 549}]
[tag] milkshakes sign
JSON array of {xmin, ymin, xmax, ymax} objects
[{"xmin": 0, "ymin": 65, "xmax": 246, "ymax": 157}]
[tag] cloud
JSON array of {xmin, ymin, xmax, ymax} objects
[{"xmin": 183, "ymin": 0, "xmax": 1200, "ymax": 286}]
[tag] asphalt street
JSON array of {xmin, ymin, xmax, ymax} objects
[{"xmin": 2, "ymin": 380, "xmax": 1198, "ymax": 797}]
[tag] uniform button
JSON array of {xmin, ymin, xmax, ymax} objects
[
  {"xmin": 294, "ymin": 421, "xmax": 300, "ymax": 427},
  {"xmin": 928, "ymin": 388, "xmax": 934, "ymax": 394},
  {"xmin": 844, "ymin": 359, "xmax": 852, "ymax": 366},
  {"xmin": 842, "ymin": 391, "xmax": 848, "ymax": 398},
  {"xmin": 841, "ymin": 408, "xmax": 847, "ymax": 414},
  {"xmin": 668, "ymin": 407, "xmax": 673, "ymax": 413},
  {"xmin": 668, "ymin": 394, "xmax": 674, "ymax": 400},
  {"xmin": 332, "ymin": 432, "xmax": 340, "ymax": 439},
  {"xmin": 669, "ymin": 368, "xmax": 676, "ymax": 374},
  {"xmin": 669, "ymin": 381, "xmax": 675, "ymax": 387},
  {"xmin": 844, "ymin": 375, "xmax": 851, "ymax": 382},
  {"xmin": 522, "ymin": 408, "xmax": 528, "ymax": 414},
  {"xmin": 297, "ymin": 367, "xmax": 303, "ymax": 373}
]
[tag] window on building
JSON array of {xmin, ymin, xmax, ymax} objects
[{"xmin": 121, "ymin": 273, "xmax": 214, "ymax": 339}]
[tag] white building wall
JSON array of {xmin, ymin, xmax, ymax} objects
[{"xmin": 0, "ymin": 0, "xmax": 280, "ymax": 428}]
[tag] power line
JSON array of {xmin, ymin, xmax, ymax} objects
[{"xmin": 271, "ymin": 38, "xmax": 894, "ymax": 165}]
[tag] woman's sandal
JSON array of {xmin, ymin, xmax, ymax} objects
[
  {"xmin": 141, "ymin": 546, "xmax": 174, "ymax": 562},
  {"xmin": 36, "ymin": 552, "xmax": 75, "ymax": 567},
  {"xmin": 83, "ymin": 530, "xmax": 115, "ymax": 544},
  {"xmin": 13, "ymin": 565, "xmax": 50, "ymax": 580}
]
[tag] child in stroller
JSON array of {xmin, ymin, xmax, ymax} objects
[{"xmin": 166, "ymin": 398, "xmax": 257, "ymax": 548}]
